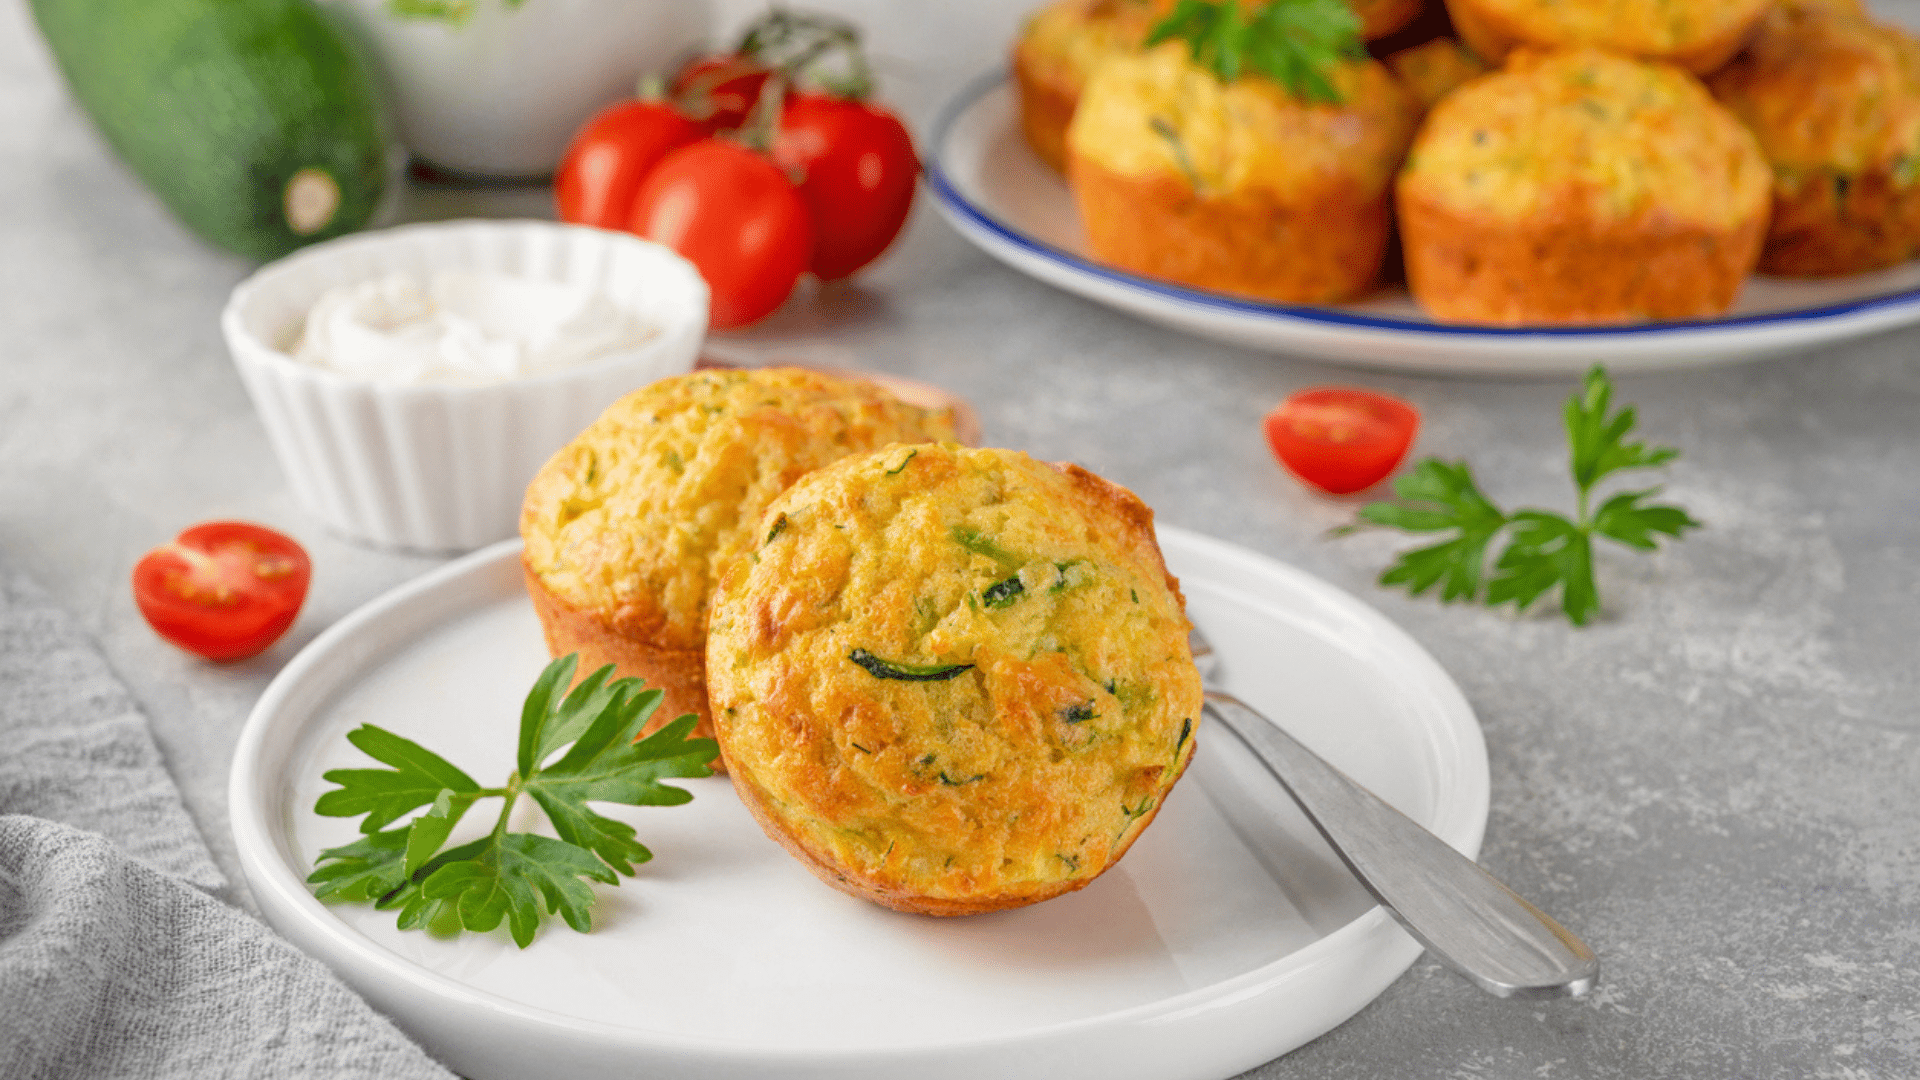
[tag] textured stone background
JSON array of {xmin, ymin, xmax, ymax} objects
[{"xmin": 3, "ymin": 2, "xmax": 1916, "ymax": 1077}]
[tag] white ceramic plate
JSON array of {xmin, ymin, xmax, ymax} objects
[
  {"xmin": 924, "ymin": 72, "xmax": 1920, "ymax": 375},
  {"xmin": 230, "ymin": 527, "xmax": 1488, "ymax": 1080}
]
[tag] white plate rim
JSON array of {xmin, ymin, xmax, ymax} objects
[
  {"xmin": 229, "ymin": 526, "xmax": 1490, "ymax": 1077},
  {"xmin": 922, "ymin": 69, "xmax": 1920, "ymax": 373}
]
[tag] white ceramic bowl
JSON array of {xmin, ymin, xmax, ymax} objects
[
  {"xmin": 222, "ymin": 219, "xmax": 707, "ymax": 552},
  {"xmin": 322, "ymin": 0, "xmax": 711, "ymax": 177}
]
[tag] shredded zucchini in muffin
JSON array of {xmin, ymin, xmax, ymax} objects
[{"xmin": 707, "ymin": 444, "xmax": 1202, "ymax": 915}]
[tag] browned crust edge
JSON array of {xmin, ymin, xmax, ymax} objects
[
  {"xmin": 1397, "ymin": 185, "xmax": 1767, "ymax": 323},
  {"xmin": 1068, "ymin": 152, "xmax": 1391, "ymax": 304},
  {"xmin": 1048, "ymin": 459, "xmax": 1189, "ymax": 621},
  {"xmin": 726, "ymin": 731, "xmax": 1198, "ymax": 917},
  {"xmin": 522, "ymin": 559, "xmax": 721, "ymax": 760},
  {"xmin": 1449, "ymin": 0, "xmax": 1764, "ymax": 74},
  {"xmin": 710, "ymin": 456, "xmax": 1200, "ymax": 916},
  {"xmin": 1760, "ymin": 170, "xmax": 1920, "ymax": 276},
  {"xmin": 1013, "ymin": 41, "xmax": 1080, "ymax": 174}
]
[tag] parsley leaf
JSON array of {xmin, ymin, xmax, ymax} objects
[
  {"xmin": 406, "ymin": 788, "xmax": 480, "ymax": 875},
  {"xmin": 314, "ymin": 725, "xmax": 480, "ymax": 834},
  {"xmin": 307, "ymin": 826, "xmax": 412, "ymax": 904},
  {"xmin": 1565, "ymin": 366, "xmax": 1680, "ymax": 497},
  {"xmin": 308, "ymin": 655, "xmax": 718, "ymax": 947},
  {"xmin": 518, "ymin": 655, "xmax": 623, "ymax": 780},
  {"xmin": 525, "ymin": 704, "xmax": 712, "ymax": 875},
  {"xmin": 1358, "ymin": 459, "xmax": 1509, "ymax": 602},
  {"xmin": 413, "ymin": 833, "xmax": 615, "ymax": 948},
  {"xmin": 1147, "ymin": 0, "xmax": 1363, "ymax": 103},
  {"xmin": 1486, "ymin": 511, "xmax": 1596, "ymax": 624},
  {"xmin": 1353, "ymin": 366, "xmax": 1699, "ymax": 625},
  {"xmin": 1591, "ymin": 488, "xmax": 1697, "ymax": 550}
]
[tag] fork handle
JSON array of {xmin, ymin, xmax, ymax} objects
[{"xmin": 1203, "ymin": 691, "xmax": 1598, "ymax": 999}]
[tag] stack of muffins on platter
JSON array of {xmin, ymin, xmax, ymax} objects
[{"xmin": 1013, "ymin": 0, "xmax": 1920, "ymax": 324}]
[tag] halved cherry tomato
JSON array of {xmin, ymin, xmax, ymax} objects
[
  {"xmin": 1263, "ymin": 388, "xmax": 1421, "ymax": 495},
  {"xmin": 632, "ymin": 139, "xmax": 813, "ymax": 329},
  {"xmin": 131, "ymin": 522, "xmax": 311, "ymax": 661},
  {"xmin": 772, "ymin": 93, "xmax": 918, "ymax": 279},
  {"xmin": 554, "ymin": 101, "xmax": 705, "ymax": 231},
  {"xmin": 671, "ymin": 54, "xmax": 779, "ymax": 131}
]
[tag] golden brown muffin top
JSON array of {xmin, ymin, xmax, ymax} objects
[
  {"xmin": 1457, "ymin": 0, "xmax": 1771, "ymax": 65},
  {"xmin": 1400, "ymin": 48, "xmax": 1771, "ymax": 229},
  {"xmin": 1386, "ymin": 38, "xmax": 1490, "ymax": 111},
  {"xmin": 706, "ymin": 444, "xmax": 1202, "ymax": 911},
  {"xmin": 521, "ymin": 367, "xmax": 955, "ymax": 652},
  {"xmin": 1067, "ymin": 41, "xmax": 1420, "ymax": 200},
  {"xmin": 1708, "ymin": 4, "xmax": 1920, "ymax": 185},
  {"xmin": 1016, "ymin": 0, "xmax": 1170, "ymax": 92}
]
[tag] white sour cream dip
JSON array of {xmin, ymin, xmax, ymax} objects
[{"xmin": 293, "ymin": 271, "xmax": 659, "ymax": 385}]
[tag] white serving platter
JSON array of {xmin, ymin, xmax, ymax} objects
[
  {"xmin": 229, "ymin": 526, "xmax": 1488, "ymax": 1080},
  {"xmin": 924, "ymin": 72, "xmax": 1920, "ymax": 375}
]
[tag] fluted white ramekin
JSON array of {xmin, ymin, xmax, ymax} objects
[{"xmin": 222, "ymin": 220, "xmax": 707, "ymax": 552}]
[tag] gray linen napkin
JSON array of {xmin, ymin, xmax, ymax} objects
[{"xmin": 0, "ymin": 570, "xmax": 457, "ymax": 1080}]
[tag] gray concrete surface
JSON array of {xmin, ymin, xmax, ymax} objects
[{"xmin": 4, "ymin": 2, "xmax": 1917, "ymax": 1077}]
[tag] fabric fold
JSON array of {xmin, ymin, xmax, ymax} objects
[
  {"xmin": 0, "ymin": 572, "xmax": 223, "ymax": 889},
  {"xmin": 0, "ymin": 568, "xmax": 454, "ymax": 1080},
  {"xmin": 0, "ymin": 817, "xmax": 453, "ymax": 1080}
]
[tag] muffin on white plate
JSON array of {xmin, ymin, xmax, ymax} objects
[
  {"xmin": 519, "ymin": 366, "xmax": 960, "ymax": 746},
  {"xmin": 221, "ymin": 219, "xmax": 708, "ymax": 552}
]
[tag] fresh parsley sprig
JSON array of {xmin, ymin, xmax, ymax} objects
[
  {"xmin": 1352, "ymin": 366, "xmax": 1701, "ymax": 626},
  {"xmin": 307, "ymin": 655, "xmax": 717, "ymax": 947},
  {"xmin": 384, "ymin": 0, "xmax": 526, "ymax": 26},
  {"xmin": 1146, "ymin": 0, "xmax": 1363, "ymax": 104}
]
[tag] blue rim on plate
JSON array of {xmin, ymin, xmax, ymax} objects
[{"xmin": 922, "ymin": 68, "xmax": 1920, "ymax": 342}]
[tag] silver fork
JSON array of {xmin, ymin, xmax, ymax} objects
[{"xmin": 1190, "ymin": 625, "xmax": 1598, "ymax": 999}]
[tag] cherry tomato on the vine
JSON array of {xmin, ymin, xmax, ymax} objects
[
  {"xmin": 554, "ymin": 101, "xmax": 705, "ymax": 231},
  {"xmin": 632, "ymin": 139, "xmax": 813, "ymax": 330},
  {"xmin": 772, "ymin": 93, "xmax": 918, "ymax": 279},
  {"xmin": 671, "ymin": 54, "xmax": 780, "ymax": 132},
  {"xmin": 1263, "ymin": 388, "xmax": 1420, "ymax": 495},
  {"xmin": 131, "ymin": 521, "xmax": 311, "ymax": 661}
]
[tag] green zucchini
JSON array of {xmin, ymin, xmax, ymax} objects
[
  {"xmin": 982, "ymin": 575, "xmax": 1025, "ymax": 608},
  {"xmin": 847, "ymin": 649, "xmax": 973, "ymax": 682},
  {"xmin": 31, "ymin": 0, "xmax": 392, "ymax": 259},
  {"xmin": 951, "ymin": 527, "xmax": 1024, "ymax": 570}
]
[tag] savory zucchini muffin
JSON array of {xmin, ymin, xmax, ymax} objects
[
  {"xmin": 1446, "ymin": 0, "xmax": 1772, "ymax": 74},
  {"xmin": 1014, "ymin": 0, "xmax": 1426, "ymax": 173},
  {"xmin": 1385, "ymin": 37, "xmax": 1488, "ymax": 111},
  {"xmin": 1067, "ymin": 42, "xmax": 1421, "ymax": 303},
  {"xmin": 706, "ymin": 444, "xmax": 1202, "ymax": 916},
  {"xmin": 1014, "ymin": 0, "xmax": 1168, "ymax": 173},
  {"xmin": 1398, "ymin": 48, "xmax": 1771, "ymax": 324},
  {"xmin": 520, "ymin": 368, "xmax": 956, "ymax": 742},
  {"xmin": 1708, "ymin": 1, "xmax": 1920, "ymax": 275}
]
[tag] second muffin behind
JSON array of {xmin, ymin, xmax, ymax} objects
[
  {"xmin": 1068, "ymin": 37, "xmax": 1420, "ymax": 304},
  {"xmin": 520, "ymin": 367, "xmax": 957, "ymax": 742},
  {"xmin": 1397, "ymin": 48, "xmax": 1772, "ymax": 324}
]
